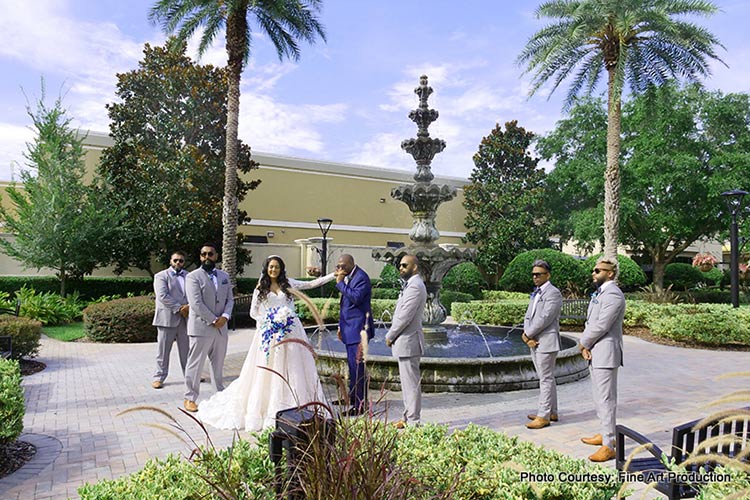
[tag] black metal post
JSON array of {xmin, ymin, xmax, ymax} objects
[
  {"xmin": 722, "ymin": 189, "xmax": 748, "ymax": 308},
  {"xmin": 730, "ymin": 212, "xmax": 740, "ymax": 308}
]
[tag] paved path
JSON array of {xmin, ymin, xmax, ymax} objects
[{"xmin": 1, "ymin": 329, "xmax": 747, "ymax": 500}]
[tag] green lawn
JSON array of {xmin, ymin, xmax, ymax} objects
[{"xmin": 43, "ymin": 322, "xmax": 86, "ymax": 342}]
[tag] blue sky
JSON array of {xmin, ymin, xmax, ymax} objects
[{"xmin": 0, "ymin": 0, "xmax": 748, "ymax": 181}]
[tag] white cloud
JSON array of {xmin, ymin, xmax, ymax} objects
[{"xmin": 0, "ymin": 122, "xmax": 34, "ymax": 180}]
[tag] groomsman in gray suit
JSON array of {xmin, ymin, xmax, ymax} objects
[
  {"xmin": 522, "ymin": 259, "xmax": 563, "ymax": 430},
  {"xmin": 579, "ymin": 257, "xmax": 625, "ymax": 462},
  {"xmin": 183, "ymin": 243, "xmax": 234, "ymax": 412},
  {"xmin": 385, "ymin": 254, "xmax": 427, "ymax": 428},
  {"xmin": 151, "ymin": 251, "xmax": 190, "ymax": 389}
]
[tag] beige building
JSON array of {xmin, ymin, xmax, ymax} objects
[{"xmin": 0, "ymin": 131, "xmax": 471, "ymax": 279}]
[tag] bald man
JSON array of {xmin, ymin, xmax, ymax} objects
[{"xmin": 385, "ymin": 254, "xmax": 427, "ymax": 428}]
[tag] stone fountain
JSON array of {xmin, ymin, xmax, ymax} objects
[{"xmin": 372, "ymin": 75, "xmax": 476, "ymax": 332}]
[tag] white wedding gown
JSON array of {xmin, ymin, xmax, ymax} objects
[{"xmin": 198, "ymin": 273, "xmax": 335, "ymax": 432}]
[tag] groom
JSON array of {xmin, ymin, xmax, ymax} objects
[
  {"xmin": 183, "ymin": 243, "xmax": 234, "ymax": 412},
  {"xmin": 336, "ymin": 254, "xmax": 375, "ymax": 415}
]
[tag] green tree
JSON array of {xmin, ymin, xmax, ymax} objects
[
  {"xmin": 98, "ymin": 39, "xmax": 259, "ymax": 275},
  {"xmin": 518, "ymin": 0, "xmax": 725, "ymax": 262},
  {"xmin": 149, "ymin": 0, "xmax": 326, "ymax": 287},
  {"xmin": 0, "ymin": 94, "xmax": 121, "ymax": 296},
  {"xmin": 541, "ymin": 83, "xmax": 750, "ymax": 289},
  {"xmin": 463, "ymin": 121, "xmax": 551, "ymax": 287}
]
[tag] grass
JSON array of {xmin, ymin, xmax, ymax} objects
[{"xmin": 42, "ymin": 322, "xmax": 86, "ymax": 342}]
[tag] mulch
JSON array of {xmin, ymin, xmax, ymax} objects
[
  {"xmin": 19, "ymin": 359, "xmax": 46, "ymax": 376},
  {"xmin": 0, "ymin": 440, "xmax": 36, "ymax": 479}
]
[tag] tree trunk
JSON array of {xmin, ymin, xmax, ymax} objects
[
  {"xmin": 60, "ymin": 270, "xmax": 67, "ymax": 297},
  {"xmin": 222, "ymin": 11, "xmax": 248, "ymax": 292},
  {"xmin": 652, "ymin": 259, "xmax": 666, "ymax": 292},
  {"xmin": 603, "ymin": 68, "xmax": 622, "ymax": 262}
]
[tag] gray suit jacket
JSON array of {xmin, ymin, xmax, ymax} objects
[
  {"xmin": 524, "ymin": 283, "xmax": 562, "ymax": 353},
  {"xmin": 186, "ymin": 268, "xmax": 234, "ymax": 337},
  {"xmin": 152, "ymin": 269, "xmax": 188, "ymax": 328},
  {"xmin": 580, "ymin": 283, "xmax": 625, "ymax": 368},
  {"xmin": 386, "ymin": 274, "xmax": 427, "ymax": 358}
]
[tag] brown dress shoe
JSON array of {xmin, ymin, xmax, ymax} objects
[
  {"xmin": 184, "ymin": 399, "xmax": 198, "ymax": 412},
  {"xmin": 581, "ymin": 433, "xmax": 603, "ymax": 446},
  {"xmin": 393, "ymin": 420, "xmax": 407, "ymax": 429},
  {"xmin": 151, "ymin": 380, "xmax": 163, "ymax": 389},
  {"xmin": 527, "ymin": 414, "xmax": 558, "ymax": 422},
  {"xmin": 588, "ymin": 445, "xmax": 616, "ymax": 462},
  {"xmin": 525, "ymin": 417, "xmax": 550, "ymax": 429}
]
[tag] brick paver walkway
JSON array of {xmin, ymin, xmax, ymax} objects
[{"xmin": 1, "ymin": 328, "xmax": 747, "ymax": 499}]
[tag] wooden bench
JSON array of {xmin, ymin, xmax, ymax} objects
[
  {"xmin": 616, "ymin": 408, "xmax": 750, "ymax": 499},
  {"xmin": 231, "ymin": 294, "xmax": 254, "ymax": 329},
  {"xmin": 560, "ymin": 298, "xmax": 589, "ymax": 321}
]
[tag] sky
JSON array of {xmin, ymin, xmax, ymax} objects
[{"xmin": 0, "ymin": 0, "xmax": 748, "ymax": 181}]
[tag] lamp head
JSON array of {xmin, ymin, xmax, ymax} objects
[{"xmin": 317, "ymin": 218, "xmax": 333, "ymax": 236}]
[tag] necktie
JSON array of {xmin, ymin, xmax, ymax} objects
[
  {"xmin": 530, "ymin": 286, "xmax": 540, "ymax": 298},
  {"xmin": 592, "ymin": 287, "xmax": 601, "ymax": 298}
]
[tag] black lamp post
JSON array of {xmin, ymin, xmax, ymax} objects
[
  {"xmin": 721, "ymin": 189, "xmax": 748, "ymax": 308},
  {"xmin": 317, "ymin": 218, "xmax": 333, "ymax": 275}
]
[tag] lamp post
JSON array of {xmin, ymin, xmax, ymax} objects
[
  {"xmin": 317, "ymin": 218, "xmax": 333, "ymax": 275},
  {"xmin": 721, "ymin": 189, "xmax": 748, "ymax": 308}
]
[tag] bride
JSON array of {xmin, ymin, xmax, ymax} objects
[{"xmin": 197, "ymin": 255, "xmax": 335, "ymax": 431}]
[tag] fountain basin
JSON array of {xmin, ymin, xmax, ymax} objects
[{"xmin": 308, "ymin": 325, "xmax": 589, "ymax": 393}]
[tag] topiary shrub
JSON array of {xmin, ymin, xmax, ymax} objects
[
  {"xmin": 582, "ymin": 254, "xmax": 647, "ymax": 292},
  {"xmin": 439, "ymin": 291, "xmax": 473, "ymax": 314},
  {"xmin": 83, "ymin": 296, "xmax": 157, "ymax": 343},
  {"xmin": 498, "ymin": 249, "xmax": 589, "ymax": 294},
  {"xmin": 442, "ymin": 262, "xmax": 487, "ymax": 299},
  {"xmin": 379, "ymin": 264, "xmax": 401, "ymax": 288},
  {"xmin": 0, "ymin": 314, "xmax": 42, "ymax": 359},
  {"xmin": 0, "ymin": 358, "xmax": 25, "ymax": 444},
  {"xmin": 698, "ymin": 267, "xmax": 723, "ymax": 287},
  {"xmin": 451, "ymin": 300, "xmax": 527, "ymax": 325},
  {"xmin": 664, "ymin": 263, "xmax": 704, "ymax": 291}
]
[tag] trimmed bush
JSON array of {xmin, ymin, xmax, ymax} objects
[
  {"xmin": 699, "ymin": 267, "xmax": 723, "ymax": 287},
  {"xmin": 664, "ymin": 263, "xmax": 704, "ymax": 291},
  {"xmin": 687, "ymin": 288, "xmax": 732, "ymax": 304},
  {"xmin": 0, "ymin": 276, "xmax": 153, "ymax": 301},
  {"xmin": 83, "ymin": 296, "xmax": 157, "ymax": 343},
  {"xmin": 439, "ymin": 290, "xmax": 473, "ymax": 314},
  {"xmin": 235, "ymin": 277, "xmax": 260, "ymax": 294},
  {"xmin": 451, "ymin": 300, "xmax": 527, "ymax": 325},
  {"xmin": 481, "ymin": 290, "xmax": 530, "ymax": 301},
  {"xmin": 498, "ymin": 249, "xmax": 589, "ymax": 294},
  {"xmin": 379, "ymin": 264, "xmax": 401, "ymax": 288},
  {"xmin": 649, "ymin": 309, "xmax": 750, "ymax": 346},
  {"xmin": 624, "ymin": 300, "xmax": 726, "ymax": 328},
  {"xmin": 0, "ymin": 358, "xmax": 25, "ymax": 444},
  {"xmin": 582, "ymin": 254, "xmax": 647, "ymax": 292},
  {"xmin": 442, "ymin": 262, "xmax": 487, "ymax": 299},
  {"xmin": 372, "ymin": 288, "xmax": 400, "ymax": 299},
  {"xmin": 0, "ymin": 314, "xmax": 42, "ymax": 359}
]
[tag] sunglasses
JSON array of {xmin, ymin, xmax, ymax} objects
[
  {"xmin": 201, "ymin": 251, "xmax": 215, "ymax": 257},
  {"xmin": 172, "ymin": 258, "xmax": 184, "ymax": 263},
  {"xmin": 531, "ymin": 272, "xmax": 548, "ymax": 277},
  {"xmin": 593, "ymin": 267, "xmax": 613, "ymax": 274},
  {"xmin": 398, "ymin": 263, "xmax": 409, "ymax": 268}
]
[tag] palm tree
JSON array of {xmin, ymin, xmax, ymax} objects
[
  {"xmin": 518, "ymin": 0, "xmax": 724, "ymax": 261},
  {"xmin": 150, "ymin": 0, "xmax": 326, "ymax": 288}
]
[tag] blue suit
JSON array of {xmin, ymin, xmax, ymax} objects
[{"xmin": 337, "ymin": 266, "xmax": 375, "ymax": 410}]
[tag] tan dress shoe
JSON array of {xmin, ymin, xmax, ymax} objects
[
  {"xmin": 581, "ymin": 433, "xmax": 603, "ymax": 446},
  {"xmin": 527, "ymin": 413, "xmax": 558, "ymax": 422},
  {"xmin": 151, "ymin": 380, "xmax": 163, "ymax": 389},
  {"xmin": 525, "ymin": 417, "xmax": 550, "ymax": 429},
  {"xmin": 393, "ymin": 420, "xmax": 406, "ymax": 429},
  {"xmin": 588, "ymin": 445, "xmax": 616, "ymax": 462},
  {"xmin": 184, "ymin": 399, "xmax": 198, "ymax": 412}
]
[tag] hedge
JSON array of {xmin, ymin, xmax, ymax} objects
[
  {"xmin": 582, "ymin": 254, "xmax": 647, "ymax": 292},
  {"xmin": 481, "ymin": 290, "xmax": 530, "ymax": 301},
  {"xmin": 0, "ymin": 358, "xmax": 25, "ymax": 444},
  {"xmin": 442, "ymin": 262, "xmax": 487, "ymax": 299},
  {"xmin": 439, "ymin": 290, "xmax": 473, "ymax": 314},
  {"xmin": 0, "ymin": 276, "xmax": 153, "ymax": 300},
  {"xmin": 498, "ymin": 249, "xmax": 589, "ymax": 294},
  {"xmin": 83, "ymin": 296, "xmax": 157, "ymax": 343},
  {"xmin": 649, "ymin": 310, "xmax": 750, "ymax": 346},
  {"xmin": 78, "ymin": 423, "xmax": 620, "ymax": 500},
  {"xmin": 664, "ymin": 263, "xmax": 705, "ymax": 291},
  {"xmin": 296, "ymin": 298, "xmax": 398, "ymax": 325},
  {"xmin": 0, "ymin": 314, "xmax": 42, "ymax": 359},
  {"xmin": 379, "ymin": 264, "xmax": 401, "ymax": 288},
  {"xmin": 451, "ymin": 300, "xmax": 528, "ymax": 325},
  {"xmin": 372, "ymin": 288, "xmax": 400, "ymax": 300}
]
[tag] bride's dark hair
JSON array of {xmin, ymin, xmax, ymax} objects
[{"xmin": 257, "ymin": 256, "xmax": 292, "ymax": 302}]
